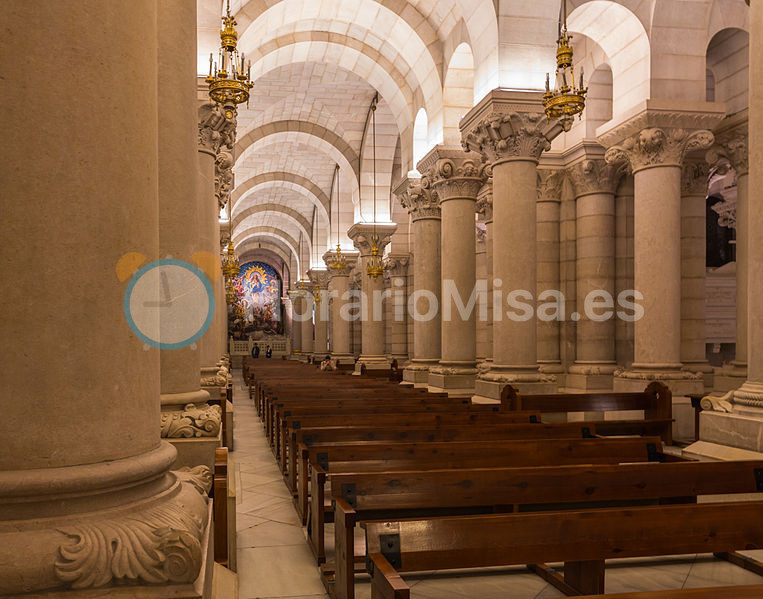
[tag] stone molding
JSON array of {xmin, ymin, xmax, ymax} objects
[
  {"xmin": 0, "ymin": 455, "xmax": 211, "ymax": 595},
  {"xmin": 417, "ymin": 145, "xmax": 485, "ymax": 203},
  {"xmin": 395, "ymin": 175, "xmax": 441, "ymax": 221},
  {"xmin": 201, "ymin": 364, "xmax": 229, "ymax": 388},
  {"xmin": 322, "ymin": 249, "xmax": 359, "ymax": 277},
  {"xmin": 459, "ymin": 90, "xmax": 568, "ymax": 165},
  {"xmin": 347, "ymin": 223, "xmax": 397, "ymax": 257},
  {"xmin": 537, "ymin": 168, "xmax": 565, "ymax": 203},
  {"xmin": 160, "ymin": 403, "xmax": 222, "ymax": 439},
  {"xmin": 681, "ymin": 158, "xmax": 711, "ymax": 196},
  {"xmin": 383, "ymin": 254, "xmax": 410, "ymax": 278},
  {"xmin": 567, "ymin": 158, "xmax": 624, "ymax": 197}
]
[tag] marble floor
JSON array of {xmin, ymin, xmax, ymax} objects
[{"xmin": 230, "ymin": 373, "xmax": 763, "ymax": 599}]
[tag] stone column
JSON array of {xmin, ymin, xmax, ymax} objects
[
  {"xmin": 383, "ymin": 255, "xmax": 410, "ymax": 366},
  {"xmin": 566, "ymin": 157, "xmax": 622, "ymax": 390},
  {"xmin": 536, "ymin": 169, "xmax": 565, "ymax": 378},
  {"xmin": 475, "ymin": 225, "xmax": 488, "ymax": 361},
  {"xmin": 477, "ymin": 177, "xmax": 494, "ymax": 367},
  {"xmin": 396, "ymin": 177, "xmax": 442, "ymax": 385},
  {"xmin": 323, "ymin": 249, "xmax": 359, "ymax": 364},
  {"xmin": 296, "ymin": 281, "xmax": 314, "ymax": 360},
  {"xmin": 309, "ymin": 269, "xmax": 331, "ymax": 358},
  {"xmin": 462, "ymin": 91, "xmax": 567, "ymax": 399},
  {"xmin": 288, "ymin": 290, "xmax": 303, "ymax": 358},
  {"xmin": 417, "ymin": 146, "xmax": 484, "ymax": 394},
  {"xmin": 198, "ymin": 102, "xmax": 235, "ymax": 397},
  {"xmin": 348, "ymin": 223, "xmax": 397, "ymax": 370},
  {"xmin": 734, "ymin": 0, "xmax": 763, "ymax": 412},
  {"xmin": 601, "ymin": 106, "xmax": 724, "ymax": 395},
  {"xmin": 615, "ymin": 176, "xmax": 635, "ymax": 367},
  {"xmin": 0, "ymin": 2, "xmax": 212, "ymax": 594},
  {"xmin": 709, "ymin": 116, "xmax": 749, "ymax": 391},
  {"xmin": 350, "ymin": 270, "xmax": 364, "ymax": 358},
  {"xmin": 680, "ymin": 157, "xmax": 714, "ymax": 389}
]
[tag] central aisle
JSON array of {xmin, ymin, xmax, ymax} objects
[{"xmin": 229, "ymin": 370, "xmax": 763, "ymax": 599}]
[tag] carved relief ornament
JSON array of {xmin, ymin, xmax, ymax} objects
[
  {"xmin": 160, "ymin": 403, "xmax": 222, "ymax": 438},
  {"xmin": 419, "ymin": 147, "xmax": 486, "ymax": 203},
  {"xmin": 462, "ymin": 111, "xmax": 554, "ymax": 164},
  {"xmin": 567, "ymin": 159, "xmax": 627, "ymax": 197},
  {"xmin": 604, "ymin": 127, "xmax": 715, "ymax": 172},
  {"xmin": 398, "ymin": 179, "xmax": 441, "ymax": 221}
]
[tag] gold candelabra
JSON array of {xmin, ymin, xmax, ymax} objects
[{"xmin": 543, "ymin": 1, "xmax": 587, "ymax": 121}]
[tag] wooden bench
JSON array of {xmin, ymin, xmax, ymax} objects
[
  {"xmin": 365, "ymin": 496, "xmax": 763, "ymax": 598},
  {"xmin": 305, "ymin": 436, "xmax": 668, "ymax": 566},
  {"xmin": 332, "ymin": 459, "xmax": 763, "ymax": 599},
  {"xmin": 213, "ymin": 447, "xmax": 229, "ymax": 567},
  {"xmin": 502, "ymin": 381, "xmax": 674, "ymax": 444}
]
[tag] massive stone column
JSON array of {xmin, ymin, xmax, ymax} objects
[
  {"xmin": 536, "ymin": 168, "xmax": 565, "ymax": 379},
  {"xmin": 680, "ymin": 157, "xmax": 714, "ymax": 388},
  {"xmin": 288, "ymin": 290, "xmax": 303, "ymax": 358},
  {"xmin": 295, "ymin": 282, "xmax": 314, "ymax": 360},
  {"xmin": 396, "ymin": 177, "xmax": 442, "ymax": 386},
  {"xmin": 323, "ymin": 249, "xmax": 359, "ymax": 364},
  {"xmin": 383, "ymin": 255, "xmax": 410, "ymax": 365},
  {"xmin": 348, "ymin": 223, "xmax": 397, "ymax": 370},
  {"xmin": 566, "ymin": 155, "xmax": 622, "ymax": 390},
  {"xmin": 418, "ymin": 146, "xmax": 484, "ymax": 394},
  {"xmin": 157, "ymin": 0, "xmax": 219, "ymax": 467},
  {"xmin": 601, "ymin": 105, "xmax": 724, "ymax": 395},
  {"xmin": 615, "ymin": 176, "xmax": 636, "ymax": 367},
  {"xmin": 477, "ymin": 177, "xmax": 494, "ymax": 366},
  {"xmin": 0, "ymin": 2, "xmax": 211, "ymax": 594},
  {"xmin": 734, "ymin": 0, "xmax": 763, "ymax": 413},
  {"xmin": 709, "ymin": 115, "xmax": 749, "ymax": 392},
  {"xmin": 462, "ymin": 91, "xmax": 566, "ymax": 399},
  {"xmin": 309, "ymin": 269, "xmax": 331, "ymax": 357}
]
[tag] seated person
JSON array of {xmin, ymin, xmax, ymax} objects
[{"xmin": 319, "ymin": 355, "xmax": 334, "ymax": 371}]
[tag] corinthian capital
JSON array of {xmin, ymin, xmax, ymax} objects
[
  {"xmin": 322, "ymin": 248, "xmax": 358, "ymax": 277},
  {"xmin": 395, "ymin": 175, "xmax": 440, "ymax": 221},
  {"xmin": 347, "ymin": 222, "xmax": 397, "ymax": 257},
  {"xmin": 567, "ymin": 159, "xmax": 625, "ymax": 197},
  {"xmin": 708, "ymin": 119, "xmax": 748, "ymax": 176},
  {"xmin": 681, "ymin": 158, "xmax": 710, "ymax": 196},
  {"xmin": 418, "ymin": 145, "xmax": 485, "ymax": 203},
  {"xmin": 383, "ymin": 254, "xmax": 410, "ymax": 277},
  {"xmin": 215, "ymin": 150, "xmax": 234, "ymax": 211},
  {"xmin": 605, "ymin": 127, "xmax": 715, "ymax": 172},
  {"xmin": 537, "ymin": 168, "xmax": 565, "ymax": 202}
]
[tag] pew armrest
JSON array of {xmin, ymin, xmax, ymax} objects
[{"xmin": 368, "ymin": 553, "xmax": 409, "ymax": 599}]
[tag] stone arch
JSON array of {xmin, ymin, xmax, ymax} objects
[
  {"xmin": 412, "ymin": 108, "xmax": 429, "ymax": 170},
  {"xmin": 232, "ymin": 172, "xmax": 331, "ymax": 225},
  {"xmin": 233, "ymin": 226, "xmax": 303, "ymax": 277},
  {"xmin": 232, "ymin": 203, "xmax": 313, "ymax": 245},
  {"xmin": 443, "ymin": 42, "xmax": 474, "ymax": 146},
  {"xmin": 706, "ymin": 27, "xmax": 749, "ymax": 115}
]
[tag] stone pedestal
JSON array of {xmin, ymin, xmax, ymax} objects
[
  {"xmin": 396, "ymin": 177, "xmax": 441, "ymax": 386},
  {"xmin": 348, "ymin": 223, "xmax": 397, "ymax": 370},
  {"xmin": 600, "ymin": 101, "xmax": 725, "ymax": 397},
  {"xmin": 418, "ymin": 146, "xmax": 483, "ymax": 395},
  {"xmin": 566, "ymin": 153, "xmax": 622, "ymax": 390},
  {"xmin": 0, "ymin": 2, "xmax": 212, "ymax": 594},
  {"xmin": 462, "ymin": 91, "xmax": 567, "ymax": 399},
  {"xmin": 323, "ymin": 250, "xmax": 359, "ymax": 364}
]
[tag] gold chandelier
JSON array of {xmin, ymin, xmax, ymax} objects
[
  {"xmin": 222, "ymin": 241, "xmax": 239, "ymax": 282},
  {"xmin": 365, "ymin": 95, "xmax": 384, "ymax": 279},
  {"xmin": 543, "ymin": 0, "xmax": 587, "ymax": 121},
  {"xmin": 206, "ymin": 0, "xmax": 253, "ymax": 119}
]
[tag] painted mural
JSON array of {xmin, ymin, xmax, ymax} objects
[{"xmin": 233, "ymin": 261, "xmax": 283, "ymax": 335}]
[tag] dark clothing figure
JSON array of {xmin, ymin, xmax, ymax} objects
[
  {"xmin": 265, "ymin": 345, "xmax": 272, "ymax": 359},
  {"xmin": 252, "ymin": 345, "xmax": 260, "ymax": 358}
]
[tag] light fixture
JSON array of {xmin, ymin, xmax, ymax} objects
[
  {"xmin": 222, "ymin": 196, "xmax": 240, "ymax": 305},
  {"xmin": 543, "ymin": 0, "xmax": 587, "ymax": 122},
  {"xmin": 206, "ymin": 0, "xmax": 253, "ymax": 119},
  {"xmin": 366, "ymin": 95, "xmax": 384, "ymax": 279}
]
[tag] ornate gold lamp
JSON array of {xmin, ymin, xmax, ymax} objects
[
  {"xmin": 222, "ymin": 241, "xmax": 240, "ymax": 282},
  {"xmin": 543, "ymin": 0, "xmax": 587, "ymax": 121},
  {"xmin": 206, "ymin": 0, "xmax": 253, "ymax": 119},
  {"xmin": 328, "ymin": 165, "xmax": 349, "ymax": 273},
  {"xmin": 365, "ymin": 96, "xmax": 384, "ymax": 279}
]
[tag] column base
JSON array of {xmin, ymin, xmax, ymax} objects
[
  {"xmin": 566, "ymin": 362, "xmax": 618, "ymax": 391},
  {"xmin": 329, "ymin": 353, "xmax": 356, "ymax": 366},
  {"xmin": 688, "ymin": 402, "xmax": 763, "ymax": 454},
  {"xmin": 428, "ymin": 363, "xmax": 478, "ymax": 396},
  {"xmin": 681, "ymin": 361, "xmax": 714, "ymax": 390},
  {"xmin": 354, "ymin": 355, "xmax": 390, "ymax": 374},
  {"xmin": 713, "ymin": 362, "xmax": 748, "ymax": 393},
  {"xmin": 612, "ymin": 366, "xmax": 704, "ymax": 396},
  {"xmin": 403, "ymin": 360, "xmax": 435, "ymax": 387},
  {"xmin": 0, "ymin": 444, "xmax": 213, "ymax": 597},
  {"xmin": 472, "ymin": 367, "xmax": 558, "ymax": 403},
  {"xmin": 160, "ymin": 391, "xmax": 221, "ymax": 471}
]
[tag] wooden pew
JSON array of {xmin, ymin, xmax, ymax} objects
[
  {"xmin": 305, "ymin": 436, "xmax": 667, "ymax": 566},
  {"xmin": 365, "ymin": 498, "xmax": 763, "ymax": 598},
  {"xmin": 213, "ymin": 447, "xmax": 229, "ymax": 567},
  {"xmin": 575, "ymin": 586, "xmax": 763, "ymax": 598},
  {"xmin": 332, "ymin": 459, "xmax": 763, "ymax": 599},
  {"xmin": 502, "ymin": 381, "xmax": 674, "ymax": 444}
]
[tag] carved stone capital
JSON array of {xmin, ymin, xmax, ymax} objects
[
  {"xmin": 215, "ymin": 150, "xmax": 235, "ymax": 211},
  {"xmin": 395, "ymin": 175, "xmax": 440, "ymax": 221},
  {"xmin": 347, "ymin": 223, "xmax": 397, "ymax": 257},
  {"xmin": 418, "ymin": 145, "xmax": 485, "ymax": 203},
  {"xmin": 459, "ymin": 90, "xmax": 567, "ymax": 165},
  {"xmin": 476, "ymin": 164, "xmax": 494, "ymax": 222},
  {"xmin": 201, "ymin": 366, "xmax": 229, "ymax": 388},
  {"xmin": 708, "ymin": 120, "xmax": 749, "ymax": 176},
  {"xmin": 198, "ymin": 102, "xmax": 234, "ymax": 155},
  {"xmin": 383, "ymin": 254, "xmax": 410, "ymax": 278},
  {"xmin": 681, "ymin": 158, "xmax": 710, "ymax": 196},
  {"xmin": 537, "ymin": 168, "xmax": 565, "ymax": 203},
  {"xmin": 605, "ymin": 127, "xmax": 715, "ymax": 172},
  {"xmin": 322, "ymin": 249, "xmax": 359, "ymax": 277},
  {"xmin": 160, "ymin": 403, "xmax": 222, "ymax": 438},
  {"xmin": 567, "ymin": 159, "xmax": 625, "ymax": 197},
  {"xmin": 308, "ymin": 268, "xmax": 331, "ymax": 289}
]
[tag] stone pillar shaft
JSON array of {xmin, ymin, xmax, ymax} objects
[{"xmin": 323, "ymin": 250, "xmax": 358, "ymax": 363}]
